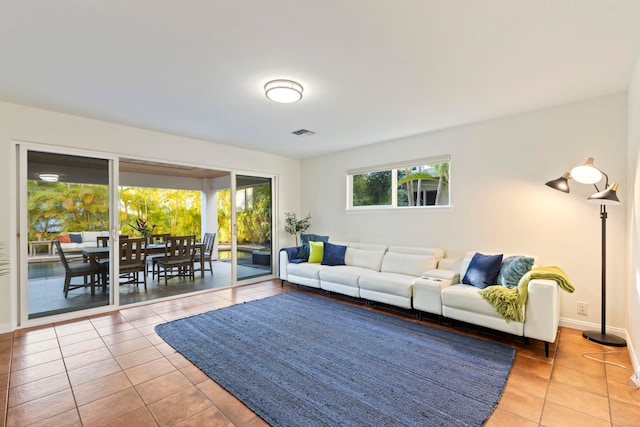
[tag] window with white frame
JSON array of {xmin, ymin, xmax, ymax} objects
[{"xmin": 347, "ymin": 156, "xmax": 450, "ymax": 209}]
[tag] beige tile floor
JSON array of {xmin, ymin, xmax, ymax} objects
[{"xmin": 1, "ymin": 280, "xmax": 638, "ymax": 426}]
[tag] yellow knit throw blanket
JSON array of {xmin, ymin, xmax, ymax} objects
[{"xmin": 478, "ymin": 266, "xmax": 574, "ymax": 323}]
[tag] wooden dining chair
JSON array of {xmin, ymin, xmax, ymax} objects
[
  {"xmin": 54, "ymin": 240, "xmax": 106, "ymax": 297},
  {"xmin": 147, "ymin": 233, "xmax": 171, "ymax": 277},
  {"xmin": 118, "ymin": 237, "xmax": 147, "ymax": 290},
  {"xmin": 155, "ymin": 235, "xmax": 196, "ymax": 285},
  {"xmin": 194, "ymin": 232, "xmax": 216, "ymax": 275},
  {"xmin": 97, "ymin": 236, "xmax": 109, "ymax": 247}
]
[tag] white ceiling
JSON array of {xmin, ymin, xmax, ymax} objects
[{"xmin": 2, "ymin": 1, "xmax": 640, "ymax": 159}]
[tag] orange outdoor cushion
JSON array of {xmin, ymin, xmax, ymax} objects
[{"xmin": 56, "ymin": 234, "xmax": 71, "ymax": 243}]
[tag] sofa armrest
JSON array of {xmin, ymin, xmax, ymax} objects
[
  {"xmin": 412, "ymin": 277, "xmax": 455, "ymax": 315},
  {"xmin": 279, "ymin": 247, "xmax": 299, "ymax": 280},
  {"xmin": 524, "ymin": 279, "xmax": 560, "ymax": 343}
]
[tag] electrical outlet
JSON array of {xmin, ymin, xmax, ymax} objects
[
  {"xmin": 630, "ymin": 370, "xmax": 640, "ymax": 387},
  {"xmin": 577, "ymin": 302, "xmax": 588, "ymax": 315}
]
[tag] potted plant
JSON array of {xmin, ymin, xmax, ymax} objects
[
  {"xmin": 284, "ymin": 213, "xmax": 311, "ymax": 246},
  {"xmin": 129, "ymin": 217, "xmax": 157, "ymax": 241}
]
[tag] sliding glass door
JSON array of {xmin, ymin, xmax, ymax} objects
[
  {"xmin": 17, "ymin": 148, "xmax": 276, "ymax": 326},
  {"xmin": 20, "ymin": 147, "xmax": 116, "ymax": 322},
  {"xmin": 234, "ymin": 174, "xmax": 273, "ymax": 282}
]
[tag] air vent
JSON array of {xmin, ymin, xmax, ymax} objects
[{"xmin": 292, "ymin": 129, "xmax": 316, "ymax": 136}]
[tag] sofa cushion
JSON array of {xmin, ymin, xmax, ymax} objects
[
  {"xmin": 348, "ymin": 242, "xmax": 387, "ymax": 252},
  {"xmin": 345, "ymin": 247, "xmax": 385, "ymax": 271},
  {"xmin": 319, "ymin": 265, "xmax": 374, "ymax": 287},
  {"xmin": 322, "ymin": 242, "xmax": 347, "ymax": 266},
  {"xmin": 497, "ymin": 256, "xmax": 535, "ymax": 288},
  {"xmin": 69, "ymin": 233, "xmax": 83, "ymax": 243},
  {"xmin": 308, "ymin": 241, "xmax": 324, "ymax": 263},
  {"xmin": 287, "ymin": 262, "xmax": 323, "ymax": 280},
  {"xmin": 387, "ymin": 245, "xmax": 445, "ymax": 259},
  {"xmin": 462, "ymin": 253, "xmax": 503, "ymax": 289},
  {"xmin": 381, "ymin": 252, "xmax": 437, "ymax": 277},
  {"xmin": 358, "ymin": 272, "xmax": 415, "ymax": 298},
  {"xmin": 297, "ymin": 233, "xmax": 329, "ymax": 260},
  {"xmin": 81, "ymin": 231, "xmax": 108, "ymax": 244},
  {"xmin": 442, "ymin": 284, "xmax": 509, "ymax": 319}
]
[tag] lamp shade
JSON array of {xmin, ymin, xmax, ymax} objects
[
  {"xmin": 571, "ymin": 157, "xmax": 602, "ymax": 184},
  {"xmin": 545, "ymin": 172, "xmax": 571, "ymax": 193},
  {"xmin": 264, "ymin": 79, "xmax": 303, "ymax": 103},
  {"xmin": 588, "ymin": 183, "xmax": 620, "ymax": 205}
]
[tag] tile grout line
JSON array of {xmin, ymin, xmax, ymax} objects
[
  {"xmin": 3, "ymin": 333, "xmax": 14, "ymax": 427},
  {"xmin": 536, "ymin": 328, "xmax": 559, "ymax": 427},
  {"xmin": 54, "ymin": 320, "xmax": 83, "ymax": 426}
]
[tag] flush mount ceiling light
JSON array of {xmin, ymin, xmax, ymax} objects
[
  {"xmin": 264, "ymin": 79, "xmax": 303, "ymax": 103},
  {"xmin": 39, "ymin": 173, "xmax": 59, "ymax": 182}
]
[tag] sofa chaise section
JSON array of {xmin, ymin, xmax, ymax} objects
[{"xmin": 438, "ymin": 252, "xmax": 560, "ymax": 357}]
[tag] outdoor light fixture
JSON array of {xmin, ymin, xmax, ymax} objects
[
  {"xmin": 264, "ymin": 79, "xmax": 303, "ymax": 103},
  {"xmin": 545, "ymin": 158, "xmax": 625, "ymax": 347},
  {"xmin": 38, "ymin": 173, "xmax": 59, "ymax": 182}
]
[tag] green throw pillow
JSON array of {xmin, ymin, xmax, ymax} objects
[
  {"xmin": 308, "ymin": 241, "xmax": 324, "ymax": 263},
  {"xmin": 296, "ymin": 233, "xmax": 330, "ymax": 260}
]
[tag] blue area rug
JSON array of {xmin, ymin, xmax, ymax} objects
[{"xmin": 156, "ymin": 292, "xmax": 515, "ymax": 426}]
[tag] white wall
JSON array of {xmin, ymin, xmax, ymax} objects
[
  {"xmin": 627, "ymin": 56, "xmax": 640, "ymax": 371},
  {"xmin": 0, "ymin": 101, "xmax": 301, "ymax": 331},
  {"xmin": 301, "ymin": 93, "xmax": 628, "ymax": 331}
]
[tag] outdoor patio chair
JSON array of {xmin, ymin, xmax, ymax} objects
[
  {"xmin": 155, "ymin": 235, "xmax": 196, "ymax": 285},
  {"xmin": 147, "ymin": 233, "xmax": 171, "ymax": 278},
  {"xmin": 194, "ymin": 232, "xmax": 215, "ymax": 275},
  {"xmin": 97, "ymin": 236, "xmax": 109, "ymax": 247},
  {"xmin": 118, "ymin": 237, "xmax": 147, "ymax": 290},
  {"xmin": 54, "ymin": 240, "xmax": 106, "ymax": 297}
]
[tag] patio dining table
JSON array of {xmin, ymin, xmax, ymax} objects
[{"xmin": 82, "ymin": 242, "xmax": 206, "ymax": 279}]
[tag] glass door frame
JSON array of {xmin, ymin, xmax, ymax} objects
[
  {"xmin": 231, "ymin": 171, "xmax": 277, "ymax": 286},
  {"xmin": 17, "ymin": 142, "xmax": 121, "ymax": 328}
]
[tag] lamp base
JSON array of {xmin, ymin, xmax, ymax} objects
[{"xmin": 582, "ymin": 331, "xmax": 627, "ymax": 347}]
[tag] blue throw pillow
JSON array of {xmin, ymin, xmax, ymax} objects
[
  {"xmin": 497, "ymin": 256, "xmax": 535, "ymax": 288},
  {"xmin": 69, "ymin": 233, "xmax": 83, "ymax": 243},
  {"xmin": 296, "ymin": 233, "xmax": 329, "ymax": 261},
  {"xmin": 462, "ymin": 253, "xmax": 503, "ymax": 289},
  {"xmin": 321, "ymin": 242, "xmax": 347, "ymax": 266}
]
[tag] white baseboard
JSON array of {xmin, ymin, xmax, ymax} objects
[
  {"xmin": 559, "ymin": 317, "xmax": 627, "ymax": 337},
  {"xmin": 627, "ymin": 331, "xmax": 640, "ymax": 374},
  {"xmin": 0, "ymin": 322, "xmax": 13, "ymax": 334}
]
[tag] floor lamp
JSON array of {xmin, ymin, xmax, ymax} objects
[{"xmin": 546, "ymin": 157, "xmax": 626, "ymax": 347}]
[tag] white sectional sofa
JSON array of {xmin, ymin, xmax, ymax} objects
[{"xmin": 280, "ymin": 244, "xmax": 562, "ymax": 357}]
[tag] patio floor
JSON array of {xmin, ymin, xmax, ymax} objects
[{"xmin": 27, "ymin": 259, "xmax": 272, "ymax": 319}]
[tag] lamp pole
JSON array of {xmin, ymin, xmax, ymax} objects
[{"xmin": 582, "ymin": 204, "xmax": 626, "ymax": 346}]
